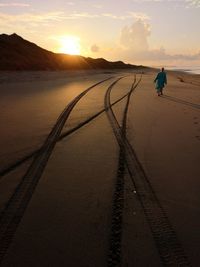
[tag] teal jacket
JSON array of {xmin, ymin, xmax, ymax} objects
[{"xmin": 154, "ymin": 71, "xmax": 167, "ymax": 89}]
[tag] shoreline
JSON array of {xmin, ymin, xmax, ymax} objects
[
  {"xmin": 0, "ymin": 67, "xmax": 199, "ymax": 85},
  {"xmin": 166, "ymin": 67, "xmax": 200, "ymax": 75}
]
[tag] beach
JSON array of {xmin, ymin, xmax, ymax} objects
[{"xmin": 0, "ymin": 69, "xmax": 200, "ymax": 266}]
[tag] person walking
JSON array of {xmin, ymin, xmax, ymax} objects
[{"xmin": 154, "ymin": 67, "xmax": 167, "ymax": 96}]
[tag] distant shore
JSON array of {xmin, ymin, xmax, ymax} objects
[{"xmin": 166, "ymin": 66, "xmax": 200, "ymax": 75}]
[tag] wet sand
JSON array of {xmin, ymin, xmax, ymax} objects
[{"xmin": 0, "ymin": 69, "xmax": 200, "ymax": 266}]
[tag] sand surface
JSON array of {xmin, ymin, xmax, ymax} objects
[{"xmin": 0, "ymin": 69, "xmax": 199, "ymax": 266}]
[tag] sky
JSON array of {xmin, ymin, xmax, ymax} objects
[{"xmin": 0, "ymin": 0, "xmax": 200, "ymax": 67}]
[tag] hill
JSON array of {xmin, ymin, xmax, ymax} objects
[{"xmin": 0, "ymin": 33, "xmax": 140, "ymax": 71}]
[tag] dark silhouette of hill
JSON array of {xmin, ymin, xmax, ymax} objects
[{"xmin": 0, "ymin": 33, "xmax": 141, "ymax": 71}]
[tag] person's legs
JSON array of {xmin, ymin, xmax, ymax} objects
[{"xmin": 157, "ymin": 89, "xmax": 161, "ymax": 96}]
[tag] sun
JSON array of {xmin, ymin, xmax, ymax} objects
[{"xmin": 59, "ymin": 36, "xmax": 81, "ymax": 55}]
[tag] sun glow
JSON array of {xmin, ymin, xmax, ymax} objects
[{"xmin": 59, "ymin": 36, "xmax": 81, "ymax": 55}]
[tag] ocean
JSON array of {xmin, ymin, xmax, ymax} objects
[{"xmin": 166, "ymin": 66, "xmax": 200, "ymax": 75}]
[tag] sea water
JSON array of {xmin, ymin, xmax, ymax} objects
[{"xmin": 166, "ymin": 66, "xmax": 200, "ymax": 75}]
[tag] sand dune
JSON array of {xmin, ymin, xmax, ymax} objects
[{"xmin": 0, "ymin": 34, "xmax": 141, "ymax": 71}]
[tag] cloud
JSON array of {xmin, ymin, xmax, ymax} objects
[
  {"xmin": 185, "ymin": 0, "xmax": 200, "ymax": 8},
  {"xmin": 0, "ymin": 11, "xmax": 67, "ymax": 32},
  {"xmin": 90, "ymin": 44, "xmax": 100, "ymax": 53},
  {"xmin": 69, "ymin": 12, "xmax": 143, "ymax": 20},
  {"xmin": 0, "ymin": 11, "xmax": 66, "ymax": 25},
  {"xmin": 71, "ymin": 12, "xmax": 99, "ymax": 18},
  {"xmin": 0, "ymin": 11, "xmax": 102, "ymax": 30},
  {"xmin": 0, "ymin": 2, "xmax": 30, "ymax": 7},
  {"xmin": 116, "ymin": 19, "xmax": 200, "ymax": 65},
  {"xmin": 0, "ymin": 9, "xmax": 151, "ymax": 29},
  {"xmin": 129, "ymin": 12, "xmax": 150, "ymax": 21},
  {"xmin": 101, "ymin": 12, "xmax": 150, "ymax": 20},
  {"xmin": 0, "ymin": 10, "xmax": 147, "ymax": 21},
  {"xmin": 131, "ymin": 0, "xmax": 200, "ymax": 8},
  {"xmin": 120, "ymin": 19, "xmax": 151, "ymax": 51}
]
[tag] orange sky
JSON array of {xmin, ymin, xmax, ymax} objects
[{"xmin": 0, "ymin": 0, "xmax": 200, "ymax": 67}]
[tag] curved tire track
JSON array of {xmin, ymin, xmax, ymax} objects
[
  {"xmin": 107, "ymin": 74, "xmax": 141, "ymax": 266},
  {"xmin": 105, "ymin": 75, "xmax": 190, "ymax": 266},
  {"xmin": 0, "ymin": 76, "xmax": 113, "ymax": 264},
  {"xmin": 0, "ymin": 76, "xmax": 136, "ymax": 178}
]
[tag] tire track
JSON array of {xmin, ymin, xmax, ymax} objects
[
  {"xmin": 161, "ymin": 95, "xmax": 200, "ymax": 109},
  {"xmin": 0, "ymin": 76, "xmax": 135, "ymax": 178},
  {"xmin": 105, "ymin": 75, "xmax": 190, "ymax": 266},
  {"xmin": 107, "ymin": 74, "xmax": 141, "ymax": 267},
  {"xmin": 0, "ymin": 76, "xmax": 113, "ymax": 264}
]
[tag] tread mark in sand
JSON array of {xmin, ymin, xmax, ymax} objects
[{"xmin": 105, "ymin": 75, "xmax": 190, "ymax": 267}]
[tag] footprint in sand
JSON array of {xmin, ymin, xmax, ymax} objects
[{"xmin": 193, "ymin": 117, "xmax": 199, "ymax": 125}]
